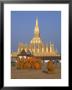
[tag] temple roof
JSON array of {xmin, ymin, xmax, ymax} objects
[{"xmin": 17, "ymin": 50, "xmax": 33, "ymax": 56}]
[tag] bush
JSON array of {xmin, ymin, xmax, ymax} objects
[
  {"xmin": 33, "ymin": 62, "xmax": 41, "ymax": 70},
  {"xmin": 16, "ymin": 56, "xmax": 42, "ymax": 70},
  {"xmin": 23, "ymin": 62, "xmax": 32, "ymax": 69},
  {"xmin": 47, "ymin": 60, "xmax": 56, "ymax": 72}
]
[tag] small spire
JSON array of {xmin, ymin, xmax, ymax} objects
[{"xmin": 50, "ymin": 41, "xmax": 51, "ymax": 45}]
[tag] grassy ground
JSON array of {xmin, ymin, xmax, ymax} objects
[{"xmin": 11, "ymin": 62, "xmax": 61, "ymax": 79}]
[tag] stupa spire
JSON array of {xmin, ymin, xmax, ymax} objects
[
  {"xmin": 36, "ymin": 17, "xmax": 38, "ymax": 26},
  {"xmin": 34, "ymin": 17, "xmax": 40, "ymax": 37}
]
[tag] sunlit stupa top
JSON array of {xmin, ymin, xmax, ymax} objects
[
  {"xmin": 34, "ymin": 17, "xmax": 40, "ymax": 37},
  {"xmin": 30, "ymin": 17, "xmax": 43, "ymax": 44}
]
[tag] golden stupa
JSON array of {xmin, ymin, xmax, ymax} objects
[{"xmin": 11, "ymin": 17, "xmax": 60, "ymax": 57}]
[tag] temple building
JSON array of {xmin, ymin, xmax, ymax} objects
[{"xmin": 12, "ymin": 17, "xmax": 60, "ymax": 57}]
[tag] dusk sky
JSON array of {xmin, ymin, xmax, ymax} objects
[{"xmin": 11, "ymin": 11, "xmax": 61, "ymax": 53}]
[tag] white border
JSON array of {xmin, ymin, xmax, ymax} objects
[{"xmin": 4, "ymin": 4, "xmax": 69, "ymax": 87}]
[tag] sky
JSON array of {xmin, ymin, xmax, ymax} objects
[{"xmin": 11, "ymin": 11, "xmax": 61, "ymax": 54}]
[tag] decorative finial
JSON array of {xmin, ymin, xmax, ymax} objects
[{"xmin": 36, "ymin": 17, "xmax": 38, "ymax": 26}]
